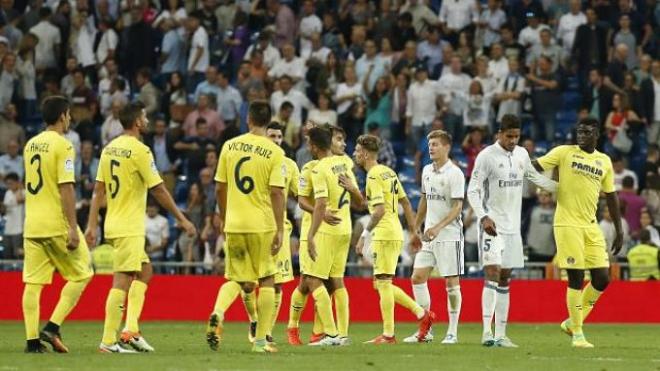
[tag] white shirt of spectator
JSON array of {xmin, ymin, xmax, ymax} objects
[
  {"xmin": 153, "ymin": 7, "xmax": 188, "ymax": 28},
  {"xmin": 335, "ymin": 82, "xmax": 363, "ymax": 115},
  {"xmin": 96, "ymin": 28, "xmax": 118, "ymax": 64},
  {"xmin": 64, "ymin": 130, "xmax": 81, "ymax": 160},
  {"xmin": 438, "ymin": 0, "xmax": 478, "ymax": 31},
  {"xmin": 496, "ymin": 73, "xmax": 526, "ymax": 121},
  {"xmin": 421, "ymin": 160, "xmax": 465, "ymax": 242},
  {"xmin": 557, "ymin": 11, "xmax": 586, "ymax": 52},
  {"xmin": 16, "ymin": 56, "xmax": 37, "ymax": 100},
  {"xmin": 488, "ymin": 57, "xmax": 510, "ymax": 84},
  {"xmin": 98, "ymin": 77, "xmax": 130, "ymax": 117},
  {"xmin": 438, "ymin": 72, "xmax": 472, "ymax": 116},
  {"xmin": 303, "ymin": 46, "xmax": 331, "ymax": 65},
  {"xmin": 405, "ymin": 79, "xmax": 440, "ymax": 128},
  {"xmin": 217, "ymin": 85, "xmax": 243, "ymax": 122},
  {"xmin": 600, "ymin": 217, "xmax": 630, "ymax": 253},
  {"xmin": 268, "ymin": 56, "xmax": 307, "ymax": 83},
  {"xmin": 30, "ymin": 20, "xmax": 61, "ymax": 69},
  {"xmin": 270, "ymin": 89, "xmax": 314, "ymax": 126},
  {"xmin": 244, "ymin": 43, "xmax": 281, "ymax": 69},
  {"xmin": 101, "ymin": 116, "xmax": 124, "ymax": 146},
  {"xmin": 654, "ymin": 77, "xmax": 660, "ymax": 122},
  {"xmin": 299, "ymin": 14, "xmax": 322, "ymax": 57},
  {"xmin": 475, "ymin": 75, "xmax": 498, "ymax": 97},
  {"xmin": 75, "ymin": 23, "xmax": 97, "ymax": 68},
  {"xmin": 467, "ymin": 143, "xmax": 556, "ymax": 234},
  {"xmin": 480, "ymin": 8, "xmax": 507, "ymax": 47},
  {"xmin": 3, "ymin": 189, "xmax": 24, "ymax": 235},
  {"xmin": 308, "ymin": 108, "xmax": 337, "ymax": 127},
  {"xmin": 614, "ymin": 168, "xmax": 639, "ymax": 191},
  {"xmin": 145, "ymin": 213, "xmax": 170, "ymax": 253},
  {"xmin": 518, "ymin": 24, "xmax": 551, "ymax": 49},
  {"xmin": 0, "ymin": 154, "xmax": 23, "ymax": 188},
  {"xmin": 188, "ymin": 26, "xmax": 210, "ymax": 73}
]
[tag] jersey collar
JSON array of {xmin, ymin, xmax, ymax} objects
[{"xmin": 432, "ymin": 159, "xmax": 452, "ymax": 173}]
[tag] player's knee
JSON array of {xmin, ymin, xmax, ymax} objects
[
  {"xmin": 591, "ymin": 273, "xmax": 610, "ymax": 291},
  {"xmin": 241, "ymin": 282, "xmax": 257, "ymax": 293},
  {"xmin": 274, "ymin": 284, "xmax": 282, "ymax": 294},
  {"xmin": 411, "ymin": 272, "xmax": 427, "ymax": 285},
  {"xmin": 566, "ymin": 270, "xmax": 585, "ymax": 290}
]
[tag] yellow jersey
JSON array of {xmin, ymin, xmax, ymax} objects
[
  {"xmin": 283, "ymin": 157, "xmax": 299, "ymax": 229},
  {"xmin": 216, "ymin": 133, "xmax": 286, "ymax": 233},
  {"xmin": 23, "ymin": 130, "xmax": 76, "ymax": 238},
  {"xmin": 311, "ymin": 155, "xmax": 357, "ymax": 235},
  {"xmin": 627, "ymin": 244, "xmax": 660, "ymax": 281},
  {"xmin": 298, "ymin": 160, "xmax": 319, "ymax": 241},
  {"xmin": 366, "ymin": 164, "xmax": 406, "ymax": 241},
  {"xmin": 537, "ymin": 145, "xmax": 615, "ymax": 227},
  {"xmin": 97, "ymin": 135, "xmax": 163, "ymax": 238}
]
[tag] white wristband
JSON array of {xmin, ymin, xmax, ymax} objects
[{"xmin": 361, "ymin": 229, "xmax": 372, "ymax": 239}]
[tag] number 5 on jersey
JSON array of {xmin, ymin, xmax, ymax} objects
[{"xmin": 109, "ymin": 159, "xmax": 120, "ymax": 199}]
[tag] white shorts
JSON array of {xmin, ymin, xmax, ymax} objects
[
  {"xmin": 413, "ymin": 240, "xmax": 464, "ymax": 277},
  {"xmin": 478, "ymin": 228, "xmax": 524, "ymax": 269}
]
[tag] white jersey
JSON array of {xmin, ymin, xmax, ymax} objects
[
  {"xmin": 421, "ymin": 160, "xmax": 465, "ymax": 242},
  {"xmin": 467, "ymin": 143, "xmax": 556, "ymax": 234}
]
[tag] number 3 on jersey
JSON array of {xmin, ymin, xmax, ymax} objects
[{"xmin": 27, "ymin": 154, "xmax": 43, "ymax": 195}]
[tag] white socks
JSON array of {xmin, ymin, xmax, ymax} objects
[
  {"xmin": 412, "ymin": 283, "xmax": 431, "ymax": 311},
  {"xmin": 494, "ymin": 286, "xmax": 510, "ymax": 339},
  {"xmin": 482, "ymin": 280, "xmax": 498, "ymax": 334},
  {"xmin": 446, "ymin": 285, "xmax": 462, "ymax": 336}
]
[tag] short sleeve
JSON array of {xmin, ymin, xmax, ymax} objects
[
  {"xmin": 367, "ymin": 176, "xmax": 384, "ymax": 208},
  {"xmin": 268, "ymin": 150, "xmax": 286, "ymax": 188},
  {"xmin": 537, "ymin": 145, "xmax": 567, "ymax": 172},
  {"xmin": 396, "ymin": 176, "xmax": 408, "ymax": 200},
  {"xmin": 420, "ymin": 167, "xmax": 427, "ymax": 194},
  {"xmin": 289, "ymin": 161, "xmax": 300, "ymax": 196},
  {"xmin": 96, "ymin": 155, "xmax": 106, "ymax": 183},
  {"xmin": 215, "ymin": 143, "xmax": 228, "ymax": 183},
  {"xmin": 601, "ymin": 158, "xmax": 616, "ymax": 193},
  {"xmin": 450, "ymin": 168, "xmax": 466, "ymax": 199},
  {"xmin": 57, "ymin": 142, "xmax": 76, "ymax": 184},
  {"xmin": 298, "ymin": 164, "xmax": 313, "ymax": 197},
  {"xmin": 311, "ymin": 167, "xmax": 328, "ymax": 199},
  {"xmin": 137, "ymin": 149, "xmax": 163, "ymax": 189}
]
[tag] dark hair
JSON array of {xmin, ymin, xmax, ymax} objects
[
  {"xmin": 500, "ymin": 114, "xmax": 521, "ymax": 131},
  {"xmin": 4, "ymin": 172, "xmax": 19, "ymax": 182},
  {"xmin": 279, "ymin": 74, "xmax": 293, "ymax": 84},
  {"xmin": 248, "ymin": 100, "xmax": 272, "ymax": 127},
  {"xmin": 279, "ymin": 101, "xmax": 294, "ymax": 111},
  {"xmin": 42, "ymin": 96, "xmax": 70, "ymax": 125},
  {"xmin": 119, "ymin": 101, "xmax": 146, "ymax": 129},
  {"xmin": 622, "ymin": 176, "xmax": 635, "ymax": 189},
  {"xmin": 639, "ymin": 228, "xmax": 651, "ymax": 244},
  {"xmin": 308, "ymin": 126, "xmax": 332, "ymax": 150},
  {"xmin": 196, "ymin": 117, "xmax": 207, "ymax": 127},
  {"xmin": 137, "ymin": 67, "xmax": 151, "ymax": 80},
  {"xmin": 321, "ymin": 123, "xmax": 346, "ymax": 139},
  {"xmin": 267, "ymin": 122, "xmax": 284, "ymax": 132},
  {"xmin": 113, "ymin": 77, "xmax": 126, "ymax": 91},
  {"xmin": 577, "ymin": 116, "xmax": 600, "ymax": 130},
  {"xmin": 39, "ymin": 7, "xmax": 52, "ymax": 19},
  {"xmin": 357, "ymin": 134, "xmax": 380, "ymax": 153}
]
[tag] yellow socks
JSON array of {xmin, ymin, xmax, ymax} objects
[
  {"xmin": 213, "ymin": 281, "xmax": 242, "ymax": 318},
  {"xmin": 333, "ymin": 287, "xmax": 349, "ymax": 337},
  {"xmin": 287, "ymin": 287, "xmax": 307, "ymax": 328},
  {"xmin": 376, "ymin": 280, "xmax": 395, "ymax": 337},
  {"xmin": 256, "ymin": 287, "xmax": 275, "ymax": 341},
  {"xmin": 269, "ymin": 289, "xmax": 282, "ymax": 336},
  {"xmin": 581, "ymin": 283, "xmax": 603, "ymax": 322},
  {"xmin": 566, "ymin": 288, "xmax": 583, "ymax": 335},
  {"xmin": 50, "ymin": 278, "xmax": 90, "ymax": 326},
  {"xmin": 242, "ymin": 290, "xmax": 258, "ymax": 322},
  {"xmin": 102, "ymin": 288, "xmax": 126, "ymax": 345},
  {"xmin": 22, "ymin": 284, "xmax": 43, "ymax": 340},
  {"xmin": 125, "ymin": 280, "xmax": 148, "ymax": 333},
  {"xmin": 312, "ymin": 286, "xmax": 338, "ymax": 337},
  {"xmin": 393, "ymin": 285, "xmax": 425, "ymax": 318},
  {"xmin": 312, "ymin": 308, "xmax": 324, "ymax": 334}
]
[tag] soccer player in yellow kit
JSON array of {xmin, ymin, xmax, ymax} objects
[
  {"xmin": 353, "ymin": 135, "xmax": 434, "ymax": 344},
  {"xmin": 22, "ymin": 96, "xmax": 93, "ymax": 353},
  {"xmin": 86, "ymin": 102, "xmax": 196, "ymax": 353},
  {"xmin": 206, "ymin": 101, "xmax": 287, "ymax": 353},
  {"xmin": 533, "ymin": 117, "xmax": 623, "ymax": 348}
]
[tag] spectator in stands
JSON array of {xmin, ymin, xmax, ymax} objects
[
  {"xmin": 0, "ymin": 104, "xmax": 25, "ymax": 154},
  {"xmin": 268, "ymin": 43, "xmax": 306, "ymax": 87},
  {"xmin": 528, "ymin": 55, "xmax": 560, "ymax": 142},
  {"xmin": 518, "ymin": 12, "xmax": 551, "ymax": 50},
  {"xmin": 199, "ymin": 166, "xmax": 216, "ymax": 213},
  {"xmin": 176, "ymin": 118, "xmax": 216, "ymax": 184},
  {"xmin": 500, "ymin": 23, "xmax": 525, "ymax": 63},
  {"xmin": 463, "ymin": 80, "xmax": 493, "ymax": 132},
  {"xmin": 605, "ymin": 93, "xmax": 640, "ymax": 148},
  {"xmin": 582, "ymin": 68, "xmax": 614, "ymax": 124},
  {"xmin": 626, "ymin": 229, "xmax": 660, "ymax": 281},
  {"xmin": 366, "ymin": 123, "xmax": 397, "ymax": 170},
  {"xmin": 70, "ymin": 11, "xmax": 97, "ymax": 84},
  {"xmin": 145, "ymin": 203, "xmax": 170, "ymax": 262},
  {"xmin": 622, "ymin": 72, "xmax": 644, "ymax": 120},
  {"xmin": 0, "ymin": 52, "xmax": 17, "ymax": 112},
  {"xmin": 613, "ymin": 155, "xmax": 639, "ymax": 191},
  {"xmin": 193, "ymin": 66, "xmax": 220, "ymax": 103},
  {"xmin": 527, "ymin": 29, "xmax": 564, "ymax": 73},
  {"xmin": 438, "ymin": 0, "xmax": 478, "ymax": 46},
  {"xmin": 600, "ymin": 202, "xmax": 631, "ymax": 255},
  {"xmin": 64, "ymin": 125, "xmax": 81, "ymax": 159},
  {"xmin": 272, "ymin": 101, "xmax": 300, "ymax": 149},
  {"xmin": 268, "ymin": 0, "xmax": 295, "ymax": 48},
  {"xmin": 335, "ymin": 66, "xmax": 364, "ymax": 140},
  {"xmin": 185, "ymin": 12, "xmax": 210, "ymax": 92},
  {"xmin": 299, "ymin": 0, "xmax": 322, "ymax": 58},
  {"xmin": 487, "ymin": 43, "xmax": 509, "ymax": 85},
  {"xmin": 619, "ymin": 175, "xmax": 646, "ymax": 235},
  {"xmin": 16, "ymin": 34, "xmax": 37, "ymax": 118},
  {"xmin": 643, "ymin": 60, "xmax": 660, "ymax": 144},
  {"xmin": 642, "ymin": 174, "xmax": 660, "ymax": 223},
  {"xmin": 356, "ymin": 39, "xmax": 386, "ymax": 92},
  {"xmin": 364, "ymin": 73, "xmax": 393, "ymax": 137},
  {"xmin": 605, "ymin": 43, "xmax": 629, "ymax": 94},
  {"xmin": 296, "ymin": 121, "xmax": 313, "ymax": 169},
  {"xmin": 455, "ymin": 31, "xmax": 476, "ymax": 75},
  {"xmin": 101, "ymin": 98, "xmax": 125, "ymax": 146},
  {"xmin": 391, "ymin": 72, "xmax": 410, "ymax": 138},
  {"xmin": 612, "ymin": 15, "xmax": 640, "ymax": 70},
  {"xmin": 95, "ymin": 17, "xmax": 118, "ymax": 65},
  {"xmin": 224, "ymin": 11, "xmax": 250, "ymax": 73},
  {"xmin": 270, "ymin": 74, "xmax": 314, "ymax": 129},
  {"xmin": 159, "ymin": 17, "xmax": 185, "ymax": 77},
  {"xmin": 399, "ymin": 0, "xmax": 438, "ymax": 36},
  {"xmin": 439, "ymin": 56, "xmax": 471, "ymax": 140},
  {"xmin": 0, "ymin": 140, "xmax": 24, "ymax": 192},
  {"xmin": 416, "ymin": 28, "xmax": 446, "ymax": 77},
  {"xmin": 392, "ymin": 40, "xmax": 419, "ymax": 76},
  {"xmin": 556, "ymin": 0, "xmax": 586, "ymax": 55},
  {"xmin": 308, "ymin": 91, "xmax": 337, "ymax": 128},
  {"xmin": 314, "ymin": 50, "xmax": 341, "ymax": 95},
  {"xmin": 0, "ymin": 172, "xmax": 24, "ymax": 258},
  {"xmin": 178, "ymin": 182, "xmax": 208, "ymax": 273},
  {"xmin": 145, "ymin": 116, "xmax": 180, "ymax": 194},
  {"xmin": 477, "ymin": 0, "xmax": 507, "ymax": 50},
  {"xmin": 572, "ymin": 8, "xmax": 608, "ymax": 89},
  {"xmin": 135, "ymin": 68, "xmax": 161, "ymax": 121},
  {"xmin": 473, "ymin": 56, "xmax": 497, "ymax": 97},
  {"xmin": 30, "ymin": 7, "xmax": 60, "ymax": 71},
  {"xmin": 183, "ymin": 94, "xmax": 223, "ymax": 140},
  {"xmin": 163, "ymin": 71, "xmax": 188, "ymax": 124},
  {"xmin": 243, "ymin": 31, "xmax": 280, "ymax": 69},
  {"xmin": 495, "ymin": 57, "xmax": 525, "ymax": 123},
  {"xmin": 462, "ymin": 127, "xmax": 486, "ymax": 179},
  {"xmin": 638, "ymin": 209, "xmax": 660, "ymax": 246},
  {"xmin": 98, "ymin": 58, "xmax": 129, "ymax": 118},
  {"xmin": 377, "ymin": 38, "xmax": 395, "ymax": 72},
  {"xmin": 526, "ymin": 190, "xmax": 556, "ymax": 262},
  {"xmin": 406, "ymin": 62, "xmax": 438, "ymax": 154},
  {"xmin": 75, "ymin": 141, "xmax": 98, "ymax": 227},
  {"xmin": 216, "ymin": 69, "xmax": 242, "ymax": 126},
  {"xmin": 69, "ymin": 69, "xmax": 97, "ymax": 139}
]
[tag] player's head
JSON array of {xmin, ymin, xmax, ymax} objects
[
  {"xmin": 307, "ymin": 125, "xmax": 332, "ymax": 158},
  {"xmin": 427, "ymin": 129, "xmax": 452, "ymax": 162},
  {"xmin": 575, "ymin": 116, "xmax": 600, "ymax": 152},
  {"xmin": 328, "ymin": 125, "xmax": 346, "ymax": 155},
  {"xmin": 497, "ymin": 114, "xmax": 522, "ymax": 152},
  {"xmin": 639, "ymin": 228, "xmax": 651, "ymax": 245},
  {"xmin": 119, "ymin": 101, "xmax": 148, "ymax": 133},
  {"xmin": 42, "ymin": 95, "xmax": 71, "ymax": 130},
  {"xmin": 247, "ymin": 100, "xmax": 272, "ymax": 129},
  {"xmin": 266, "ymin": 122, "xmax": 284, "ymax": 146},
  {"xmin": 354, "ymin": 134, "xmax": 380, "ymax": 168}
]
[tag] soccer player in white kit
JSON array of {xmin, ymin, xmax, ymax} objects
[
  {"xmin": 467, "ymin": 115, "xmax": 557, "ymax": 347},
  {"xmin": 403, "ymin": 130, "xmax": 465, "ymax": 344}
]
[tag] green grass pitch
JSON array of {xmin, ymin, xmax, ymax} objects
[{"xmin": 1, "ymin": 322, "xmax": 658, "ymax": 370}]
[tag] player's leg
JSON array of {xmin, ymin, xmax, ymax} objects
[
  {"xmin": 267, "ymin": 284, "xmax": 283, "ymax": 343},
  {"xmin": 480, "ymin": 232, "xmax": 503, "ymax": 346},
  {"xmin": 22, "ymin": 238, "xmax": 51, "ymax": 353},
  {"xmin": 304, "ymin": 275, "xmax": 340, "ymax": 345},
  {"xmin": 328, "ymin": 234, "xmax": 351, "ymax": 344},
  {"xmin": 269, "ymin": 226, "xmax": 293, "ymax": 344},
  {"xmin": 437, "ymin": 241, "xmax": 463, "ymax": 344},
  {"xmin": 494, "ymin": 268, "xmax": 516, "ymax": 347},
  {"xmin": 100, "ymin": 271, "xmax": 137, "ymax": 353},
  {"xmin": 287, "ymin": 278, "xmax": 308, "ymax": 345},
  {"xmin": 581, "ymin": 226, "xmax": 611, "ymax": 327},
  {"xmin": 122, "ymin": 257, "xmax": 154, "ymax": 352},
  {"xmin": 582, "ymin": 268, "xmax": 609, "ymax": 322},
  {"xmin": 251, "ymin": 232, "xmax": 279, "ymax": 352},
  {"xmin": 241, "ymin": 284, "xmax": 258, "ymax": 342},
  {"xmin": 403, "ymin": 247, "xmax": 434, "ymax": 343}
]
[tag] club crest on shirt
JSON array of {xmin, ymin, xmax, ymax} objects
[
  {"xmin": 281, "ymin": 164, "xmax": 287, "ymax": 177},
  {"xmin": 64, "ymin": 159, "xmax": 74, "ymax": 172},
  {"xmin": 595, "ymin": 159, "xmax": 603, "ymax": 167},
  {"xmin": 567, "ymin": 256, "xmax": 575, "ymax": 265},
  {"xmin": 150, "ymin": 161, "xmax": 158, "ymax": 173},
  {"xmin": 498, "ymin": 163, "xmax": 504, "ymax": 168},
  {"xmin": 299, "ymin": 176, "xmax": 307, "ymax": 189}
]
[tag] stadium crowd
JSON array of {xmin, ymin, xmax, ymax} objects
[{"xmin": 0, "ymin": 0, "xmax": 658, "ymax": 278}]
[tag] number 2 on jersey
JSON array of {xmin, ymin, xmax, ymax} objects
[
  {"xmin": 109, "ymin": 159, "xmax": 120, "ymax": 199},
  {"xmin": 26, "ymin": 154, "xmax": 43, "ymax": 195}
]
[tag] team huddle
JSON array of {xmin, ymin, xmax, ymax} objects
[{"xmin": 20, "ymin": 96, "xmax": 623, "ymax": 354}]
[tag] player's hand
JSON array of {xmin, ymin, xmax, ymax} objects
[
  {"xmin": 481, "ymin": 216, "xmax": 497, "ymax": 236},
  {"xmin": 84, "ymin": 227, "xmax": 97, "ymax": 248},
  {"xmin": 67, "ymin": 227, "xmax": 80, "ymax": 251},
  {"xmin": 356, "ymin": 237, "xmax": 365, "ymax": 256},
  {"xmin": 338, "ymin": 174, "xmax": 357, "ymax": 193},
  {"xmin": 611, "ymin": 232, "xmax": 624, "ymax": 255},
  {"xmin": 271, "ymin": 229, "xmax": 283, "ymax": 256},
  {"xmin": 422, "ymin": 226, "xmax": 440, "ymax": 242},
  {"xmin": 410, "ymin": 232, "xmax": 422, "ymax": 252},
  {"xmin": 180, "ymin": 219, "xmax": 197, "ymax": 237},
  {"xmin": 308, "ymin": 238, "xmax": 318, "ymax": 262},
  {"xmin": 323, "ymin": 209, "xmax": 342, "ymax": 225}
]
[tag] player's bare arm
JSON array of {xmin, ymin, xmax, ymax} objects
[
  {"xmin": 524, "ymin": 159, "xmax": 558, "ymax": 192},
  {"xmin": 467, "ymin": 161, "xmax": 497, "ymax": 236},
  {"xmin": 270, "ymin": 185, "xmax": 286, "ymax": 256},
  {"xmin": 415, "ymin": 196, "xmax": 427, "ymax": 236},
  {"xmin": 357, "ymin": 203, "xmax": 385, "ymax": 255},
  {"xmin": 215, "ymin": 181, "xmax": 227, "ymax": 233},
  {"xmin": 605, "ymin": 191, "xmax": 624, "ymax": 255},
  {"xmin": 338, "ymin": 173, "xmax": 366, "ymax": 211},
  {"xmin": 84, "ymin": 181, "xmax": 106, "ymax": 248},
  {"xmin": 423, "ymin": 198, "xmax": 463, "ymax": 242},
  {"xmin": 59, "ymin": 181, "xmax": 79, "ymax": 250},
  {"xmin": 150, "ymin": 183, "xmax": 196, "ymax": 237},
  {"xmin": 400, "ymin": 196, "xmax": 421, "ymax": 251},
  {"xmin": 299, "ymin": 195, "xmax": 341, "ymax": 226},
  {"xmin": 307, "ymin": 196, "xmax": 328, "ymax": 261}
]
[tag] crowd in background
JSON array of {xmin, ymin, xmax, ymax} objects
[{"xmin": 0, "ymin": 0, "xmax": 658, "ymax": 279}]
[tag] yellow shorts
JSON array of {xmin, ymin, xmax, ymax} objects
[
  {"xmin": 224, "ymin": 232, "xmax": 277, "ymax": 282},
  {"xmin": 298, "ymin": 240, "xmax": 310, "ymax": 275},
  {"xmin": 23, "ymin": 229, "xmax": 93, "ymax": 285},
  {"xmin": 305, "ymin": 232, "xmax": 351, "ymax": 280},
  {"xmin": 275, "ymin": 225, "xmax": 294, "ymax": 284},
  {"xmin": 372, "ymin": 240, "xmax": 402, "ymax": 276},
  {"xmin": 554, "ymin": 225, "xmax": 609, "ymax": 269},
  {"xmin": 107, "ymin": 236, "xmax": 150, "ymax": 272}
]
